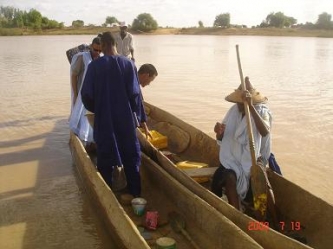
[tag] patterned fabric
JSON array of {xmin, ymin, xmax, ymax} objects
[{"xmin": 66, "ymin": 44, "xmax": 90, "ymax": 63}]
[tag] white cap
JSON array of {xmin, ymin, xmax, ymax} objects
[{"xmin": 119, "ymin": 21, "xmax": 127, "ymax": 27}]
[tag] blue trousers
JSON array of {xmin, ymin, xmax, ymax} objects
[{"xmin": 97, "ymin": 147, "xmax": 141, "ymax": 197}]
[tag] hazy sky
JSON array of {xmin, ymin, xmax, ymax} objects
[{"xmin": 2, "ymin": 0, "xmax": 332, "ymax": 27}]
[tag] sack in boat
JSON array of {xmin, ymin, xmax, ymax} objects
[
  {"xmin": 268, "ymin": 153, "xmax": 282, "ymax": 175},
  {"xmin": 112, "ymin": 165, "xmax": 127, "ymax": 191}
]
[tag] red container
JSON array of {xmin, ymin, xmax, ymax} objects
[{"xmin": 145, "ymin": 211, "xmax": 159, "ymax": 230}]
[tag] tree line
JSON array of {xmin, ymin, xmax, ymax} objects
[
  {"xmin": 0, "ymin": 6, "xmax": 64, "ymax": 30},
  {"xmin": 1, "ymin": 5, "xmax": 333, "ymax": 32},
  {"xmin": 212, "ymin": 12, "xmax": 333, "ymax": 30}
]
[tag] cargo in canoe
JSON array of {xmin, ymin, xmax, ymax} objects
[
  {"xmin": 137, "ymin": 102, "xmax": 333, "ymax": 249},
  {"xmin": 69, "ymin": 132, "xmax": 263, "ymax": 249}
]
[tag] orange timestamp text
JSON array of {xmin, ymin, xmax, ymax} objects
[{"xmin": 248, "ymin": 221, "xmax": 302, "ymax": 231}]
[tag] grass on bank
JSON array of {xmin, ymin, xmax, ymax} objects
[{"xmin": 1, "ymin": 26, "xmax": 333, "ymax": 38}]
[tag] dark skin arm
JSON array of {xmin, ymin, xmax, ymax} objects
[
  {"xmin": 243, "ymin": 91, "xmax": 270, "ymax": 137},
  {"xmin": 214, "ymin": 122, "xmax": 226, "ymax": 140},
  {"xmin": 214, "ymin": 92, "xmax": 270, "ymax": 140}
]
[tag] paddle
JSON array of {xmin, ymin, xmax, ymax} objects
[
  {"xmin": 235, "ymin": 45, "xmax": 272, "ymax": 221},
  {"xmin": 168, "ymin": 211, "xmax": 200, "ymax": 249}
]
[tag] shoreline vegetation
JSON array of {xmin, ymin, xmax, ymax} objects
[{"xmin": 1, "ymin": 26, "xmax": 333, "ymax": 38}]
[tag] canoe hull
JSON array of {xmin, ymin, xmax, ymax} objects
[
  {"xmin": 70, "ymin": 132, "xmax": 263, "ymax": 248},
  {"xmin": 138, "ymin": 102, "xmax": 333, "ymax": 249},
  {"xmin": 70, "ymin": 132, "xmax": 150, "ymax": 249}
]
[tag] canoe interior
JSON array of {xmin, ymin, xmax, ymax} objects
[
  {"xmin": 140, "ymin": 102, "xmax": 333, "ymax": 249},
  {"xmin": 69, "ymin": 132, "xmax": 262, "ymax": 249},
  {"xmin": 70, "ymin": 132, "xmax": 150, "ymax": 249}
]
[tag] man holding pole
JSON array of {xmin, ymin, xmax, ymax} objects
[{"xmin": 211, "ymin": 77, "xmax": 272, "ymax": 212}]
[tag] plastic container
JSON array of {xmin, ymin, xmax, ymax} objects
[
  {"xmin": 145, "ymin": 211, "xmax": 159, "ymax": 230},
  {"xmin": 155, "ymin": 237, "xmax": 176, "ymax": 249},
  {"xmin": 131, "ymin": 198, "xmax": 147, "ymax": 216},
  {"xmin": 148, "ymin": 130, "xmax": 168, "ymax": 149}
]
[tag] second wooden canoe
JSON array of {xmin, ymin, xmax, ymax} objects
[{"xmin": 137, "ymin": 102, "xmax": 333, "ymax": 249}]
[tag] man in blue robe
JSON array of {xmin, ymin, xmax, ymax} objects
[{"xmin": 81, "ymin": 31, "xmax": 146, "ymax": 197}]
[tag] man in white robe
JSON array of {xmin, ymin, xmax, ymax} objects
[
  {"xmin": 69, "ymin": 36, "xmax": 101, "ymax": 149},
  {"xmin": 211, "ymin": 77, "xmax": 272, "ymax": 210}
]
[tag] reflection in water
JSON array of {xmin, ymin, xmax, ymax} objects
[{"xmin": 0, "ymin": 35, "xmax": 332, "ymax": 248}]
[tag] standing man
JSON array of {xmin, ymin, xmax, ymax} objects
[
  {"xmin": 69, "ymin": 36, "xmax": 101, "ymax": 151},
  {"xmin": 137, "ymin": 63, "xmax": 158, "ymax": 137},
  {"xmin": 137, "ymin": 64, "xmax": 158, "ymax": 88},
  {"xmin": 211, "ymin": 77, "xmax": 272, "ymax": 210},
  {"xmin": 115, "ymin": 22, "xmax": 135, "ymax": 61},
  {"xmin": 81, "ymin": 31, "xmax": 144, "ymax": 197}
]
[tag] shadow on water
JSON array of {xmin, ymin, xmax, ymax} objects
[
  {"xmin": 0, "ymin": 116, "xmax": 64, "ymax": 131},
  {"xmin": 0, "ymin": 118, "xmax": 117, "ymax": 249}
]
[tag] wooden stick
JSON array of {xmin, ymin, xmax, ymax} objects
[
  {"xmin": 235, "ymin": 45, "xmax": 257, "ymax": 168},
  {"xmin": 235, "ymin": 45, "xmax": 267, "ymax": 220}
]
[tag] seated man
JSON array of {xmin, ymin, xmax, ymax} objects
[{"xmin": 211, "ymin": 77, "xmax": 272, "ymax": 210}]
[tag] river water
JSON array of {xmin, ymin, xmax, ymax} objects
[{"xmin": 0, "ymin": 34, "xmax": 332, "ymax": 248}]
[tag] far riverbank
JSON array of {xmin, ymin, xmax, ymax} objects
[{"xmin": 1, "ymin": 26, "xmax": 333, "ymax": 38}]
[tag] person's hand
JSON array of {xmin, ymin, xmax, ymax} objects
[
  {"xmin": 214, "ymin": 122, "xmax": 225, "ymax": 140},
  {"xmin": 141, "ymin": 122, "xmax": 152, "ymax": 139},
  {"xmin": 145, "ymin": 129, "xmax": 152, "ymax": 140},
  {"xmin": 242, "ymin": 90, "xmax": 253, "ymax": 106}
]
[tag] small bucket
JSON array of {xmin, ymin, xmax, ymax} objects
[
  {"xmin": 131, "ymin": 198, "xmax": 147, "ymax": 216},
  {"xmin": 156, "ymin": 237, "xmax": 176, "ymax": 249}
]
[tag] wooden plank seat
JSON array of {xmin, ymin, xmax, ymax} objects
[{"xmin": 182, "ymin": 167, "xmax": 218, "ymax": 178}]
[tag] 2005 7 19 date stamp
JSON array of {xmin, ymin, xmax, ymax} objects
[{"xmin": 248, "ymin": 221, "xmax": 302, "ymax": 231}]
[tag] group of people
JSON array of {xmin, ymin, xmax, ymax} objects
[
  {"xmin": 69, "ymin": 25, "xmax": 157, "ymax": 197},
  {"xmin": 69, "ymin": 24, "xmax": 278, "ymax": 211}
]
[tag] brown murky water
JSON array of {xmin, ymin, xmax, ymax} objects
[{"xmin": 0, "ymin": 35, "xmax": 332, "ymax": 248}]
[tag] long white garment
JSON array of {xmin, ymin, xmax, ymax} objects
[
  {"xmin": 217, "ymin": 104, "xmax": 271, "ymax": 200},
  {"xmin": 69, "ymin": 52, "xmax": 93, "ymax": 143},
  {"xmin": 115, "ymin": 32, "xmax": 134, "ymax": 58}
]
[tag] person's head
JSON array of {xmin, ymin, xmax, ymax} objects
[
  {"xmin": 90, "ymin": 36, "xmax": 101, "ymax": 58},
  {"xmin": 119, "ymin": 22, "xmax": 128, "ymax": 35},
  {"xmin": 225, "ymin": 77, "xmax": 267, "ymax": 113},
  {"xmin": 100, "ymin": 31, "xmax": 117, "ymax": 55},
  {"xmin": 138, "ymin": 64, "xmax": 158, "ymax": 87}
]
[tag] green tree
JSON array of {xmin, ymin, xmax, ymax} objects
[
  {"xmin": 265, "ymin": 12, "xmax": 297, "ymax": 28},
  {"xmin": 316, "ymin": 12, "xmax": 332, "ymax": 29},
  {"xmin": 132, "ymin": 13, "xmax": 158, "ymax": 32},
  {"xmin": 266, "ymin": 12, "xmax": 285, "ymax": 27},
  {"xmin": 104, "ymin": 16, "xmax": 118, "ymax": 26},
  {"xmin": 26, "ymin": 9, "xmax": 42, "ymax": 29},
  {"xmin": 213, "ymin": 13, "xmax": 230, "ymax": 27},
  {"xmin": 0, "ymin": 6, "xmax": 16, "ymax": 27},
  {"xmin": 13, "ymin": 10, "xmax": 24, "ymax": 27},
  {"xmin": 198, "ymin": 20, "xmax": 204, "ymax": 28},
  {"xmin": 72, "ymin": 20, "xmax": 84, "ymax": 28},
  {"xmin": 41, "ymin": 17, "xmax": 61, "ymax": 29},
  {"xmin": 285, "ymin": 16, "xmax": 297, "ymax": 27}
]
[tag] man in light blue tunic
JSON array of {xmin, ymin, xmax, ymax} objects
[
  {"xmin": 69, "ymin": 37, "xmax": 101, "ymax": 150},
  {"xmin": 81, "ymin": 31, "xmax": 145, "ymax": 197}
]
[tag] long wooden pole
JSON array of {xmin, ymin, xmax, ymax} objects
[
  {"xmin": 235, "ymin": 45, "xmax": 267, "ymax": 220},
  {"xmin": 235, "ymin": 45, "xmax": 257, "ymax": 168}
]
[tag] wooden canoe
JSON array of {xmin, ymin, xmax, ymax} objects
[
  {"xmin": 69, "ymin": 132, "xmax": 263, "ymax": 249},
  {"xmin": 137, "ymin": 102, "xmax": 333, "ymax": 249}
]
